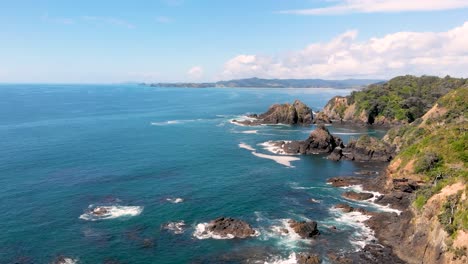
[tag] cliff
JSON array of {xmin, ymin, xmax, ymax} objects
[
  {"xmin": 321, "ymin": 75, "xmax": 467, "ymax": 126},
  {"xmin": 378, "ymin": 87, "xmax": 468, "ymax": 263}
]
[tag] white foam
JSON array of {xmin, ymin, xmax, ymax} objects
[
  {"xmin": 162, "ymin": 221, "xmax": 186, "ymax": 234},
  {"xmin": 341, "ymin": 185, "xmax": 402, "ymax": 215},
  {"xmin": 252, "ymin": 152, "xmax": 300, "ymax": 168},
  {"xmin": 257, "ymin": 218, "xmax": 315, "ymax": 253},
  {"xmin": 264, "ymin": 253, "xmax": 298, "ymax": 264},
  {"xmin": 150, "ymin": 119, "xmax": 204, "ymax": 126},
  {"xmin": 239, "ymin": 143, "xmax": 256, "ymax": 151},
  {"xmin": 229, "ymin": 115, "xmax": 259, "ymax": 127},
  {"xmin": 242, "ymin": 130, "xmax": 258, "ymax": 134},
  {"xmin": 56, "ymin": 258, "xmax": 79, "ymax": 264},
  {"xmin": 193, "ymin": 223, "xmax": 260, "ymax": 240},
  {"xmin": 259, "ymin": 141, "xmax": 293, "ymax": 155},
  {"xmin": 79, "ymin": 205, "xmax": 143, "ymax": 221},
  {"xmin": 330, "ymin": 208, "xmax": 375, "ymax": 250},
  {"xmin": 166, "ymin": 197, "xmax": 184, "ymax": 203}
]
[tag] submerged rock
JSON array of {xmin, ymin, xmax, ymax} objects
[
  {"xmin": 234, "ymin": 100, "xmax": 313, "ymax": 126},
  {"xmin": 288, "ymin": 220, "xmax": 320, "ymax": 239},
  {"xmin": 206, "ymin": 217, "xmax": 257, "ymax": 239}
]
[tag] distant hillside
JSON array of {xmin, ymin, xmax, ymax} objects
[
  {"xmin": 143, "ymin": 77, "xmax": 383, "ymax": 89},
  {"xmin": 321, "ymin": 75, "xmax": 467, "ymax": 125}
]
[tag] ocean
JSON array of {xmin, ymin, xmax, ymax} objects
[{"xmin": 0, "ymin": 84, "xmax": 389, "ymax": 263}]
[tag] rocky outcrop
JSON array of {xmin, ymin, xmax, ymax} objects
[
  {"xmin": 326, "ymin": 177, "xmax": 364, "ymax": 187},
  {"xmin": 342, "ymin": 191, "xmax": 374, "ymax": 201},
  {"xmin": 288, "ymin": 220, "xmax": 320, "ymax": 239},
  {"xmin": 322, "ymin": 96, "xmax": 352, "ymax": 121},
  {"xmin": 233, "ymin": 100, "xmax": 313, "ymax": 126},
  {"xmin": 331, "ymin": 135, "xmax": 395, "ymax": 162},
  {"xmin": 334, "ymin": 203, "xmax": 370, "ymax": 214},
  {"xmin": 273, "ymin": 125, "xmax": 343, "ymax": 155},
  {"xmin": 313, "ymin": 112, "xmax": 332, "ymax": 124},
  {"xmin": 297, "ymin": 253, "xmax": 321, "ymax": 264},
  {"xmin": 206, "ymin": 217, "xmax": 257, "ymax": 239}
]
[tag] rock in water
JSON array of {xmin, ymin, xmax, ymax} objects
[
  {"xmin": 288, "ymin": 220, "xmax": 320, "ymax": 239},
  {"xmin": 327, "ymin": 147, "xmax": 343, "ymax": 161},
  {"xmin": 297, "ymin": 253, "xmax": 321, "ymax": 264},
  {"xmin": 92, "ymin": 207, "xmax": 109, "ymax": 216},
  {"xmin": 342, "ymin": 191, "xmax": 374, "ymax": 201},
  {"xmin": 280, "ymin": 125, "xmax": 343, "ymax": 154},
  {"xmin": 207, "ymin": 217, "xmax": 256, "ymax": 239},
  {"xmin": 235, "ymin": 100, "xmax": 313, "ymax": 126}
]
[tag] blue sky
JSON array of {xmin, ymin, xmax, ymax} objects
[{"xmin": 1, "ymin": 0, "xmax": 467, "ymax": 83}]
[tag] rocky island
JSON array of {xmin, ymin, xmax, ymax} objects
[{"xmin": 233, "ymin": 99, "xmax": 314, "ymax": 126}]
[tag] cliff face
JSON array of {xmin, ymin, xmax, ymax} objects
[
  {"xmin": 320, "ymin": 75, "xmax": 467, "ymax": 126},
  {"xmin": 379, "ymin": 87, "xmax": 468, "ymax": 264}
]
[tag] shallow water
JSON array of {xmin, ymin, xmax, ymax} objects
[{"xmin": 0, "ymin": 85, "xmax": 388, "ymax": 263}]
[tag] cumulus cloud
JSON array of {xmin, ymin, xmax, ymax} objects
[
  {"xmin": 187, "ymin": 66, "xmax": 204, "ymax": 79},
  {"xmin": 280, "ymin": 0, "xmax": 468, "ymax": 15},
  {"xmin": 221, "ymin": 22, "xmax": 468, "ymax": 79}
]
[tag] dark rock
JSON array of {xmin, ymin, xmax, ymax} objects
[
  {"xmin": 327, "ymin": 147, "xmax": 343, "ymax": 161},
  {"xmin": 234, "ymin": 100, "xmax": 313, "ymax": 126},
  {"xmin": 51, "ymin": 256, "xmax": 76, "ymax": 264},
  {"xmin": 297, "ymin": 253, "xmax": 321, "ymax": 264},
  {"xmin": 334, "ymin": 203, "xmax": 370, "ymax": 214},
  {"xmin": 392, "ymin": 178, "xmax": 418, "ymax": 193},
  {"xmin": 327, "ymin": 239, "xmax": 405, "ymax": 263},
  {"xmin": 341, "ymin": 135, "xmax": 395, "ymax": 162},
  {"xmin": 91, "ymin": 207, "xmax": 109, "ymax": 216},
  {"xmin": 374, "ymin": 191, "xmax": 411, "ymax": 211},
  {"xmin": 288, "ymin": 220, "xmax": 320, "ymax": 239},
  {"xmin": 281, "ymin": 125, "xmax": 343, "ymax": 154},
  {"xmin": 206, "ymin": 217, "xmax": 256, "ymax": 239},
  {"xmin": 342, "ymin": 191, "xmax": 374, "ymax": 201},
  {"xmin": 326, "ymin": 177, "xmax": 363, "ymax": 187}
]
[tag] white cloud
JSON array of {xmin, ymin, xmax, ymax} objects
[
  {"xmin": 221, "ymin": 22, "xmax": 468, "ymax": 79},
  {"xmin": 82, "ymin": 16, "xmax": 135, "ymax": 29},
  {"xmin": 187, "ymin": 66, "xmax": 204, "ymax": 79},
  {"xmin": 280, "ymin": 0, "xmax": 468, "ymax": 15},
  {"xmin": 156, "ymin": 16, "xmax": 173, "ymax": 24},
  {"xmin": 41, "ymin": 14, "xmax": 74, "ymax": 25}
]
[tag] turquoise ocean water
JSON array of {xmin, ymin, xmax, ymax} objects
[{"xmin": 0, "ymin": 85, "xmax": 387, "ymax": 263}]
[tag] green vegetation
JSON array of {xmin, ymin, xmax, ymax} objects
[
  {"xmin": 346, "ymin": 75, "xmax": 466, "ymax": 124},
  {"xmin": 387, "ymin": 87, "xmax": 467, "ymax": 236}
]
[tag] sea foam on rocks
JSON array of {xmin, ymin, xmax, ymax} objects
[{"xmin": 79, "ymin": 205, "xmax": 143, "ymax": 221}]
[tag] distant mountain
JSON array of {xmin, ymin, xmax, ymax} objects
[{"xmin": 143, "ymin": 77, "xmax": 384, "ymax": 89}]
